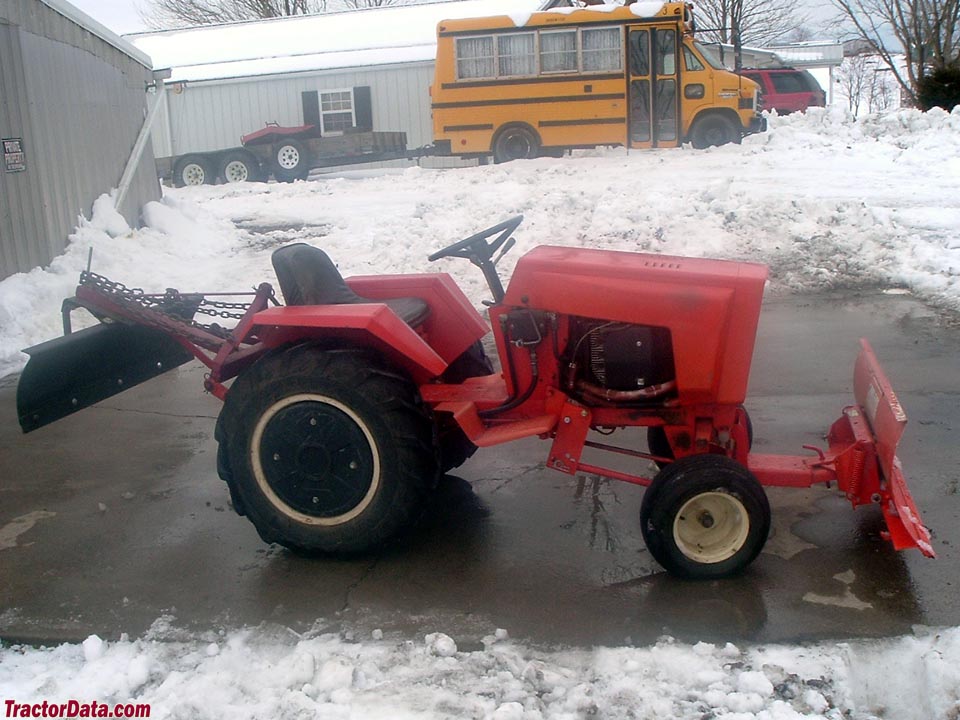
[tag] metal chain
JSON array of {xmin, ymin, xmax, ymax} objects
[{"xmin": 79, "ymin": 270, "xmax": 257, "ymax": 335}]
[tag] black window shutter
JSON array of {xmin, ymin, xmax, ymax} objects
[
  {"xmin": 353, "ymin": 86, "xmax": 373, "ymax": 131},
  {"xmin": 302, "ymin": 91, "xmax": 321, "ymax": 129}
]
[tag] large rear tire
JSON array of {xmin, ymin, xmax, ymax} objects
[
  {"xmin": 217, "ymin": 345, "xmax": 439, "ymax": 553},
  {"xmin": 640, "ymin": 454, "xmax": 770, "ymax": 579}
]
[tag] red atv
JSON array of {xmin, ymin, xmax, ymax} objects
[{"xmin": 17, "ymin": 216, "xmax": 934, "ymax": 578}]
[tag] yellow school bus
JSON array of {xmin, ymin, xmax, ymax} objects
[{"xmin": 431, "ymin": 1, "xmax": 765, "ymax": 161}]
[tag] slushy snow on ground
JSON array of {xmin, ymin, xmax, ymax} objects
[
  {"xmin": 2, "ymin": 620, "xmax": 960, "ymax": 719},
  {"xmin": 2, "ymin": 107, "xmax": 959, "ymax": 718}
]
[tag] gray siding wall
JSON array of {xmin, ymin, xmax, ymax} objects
[
  {"xmin": 0, "ymin": 0, "xmax": 160, "ymax": 279},
  {"xmin": 155, "ymin": 62, "xmax": 437, "ymax": 158}
]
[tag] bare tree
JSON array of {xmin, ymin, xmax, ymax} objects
[
  {"xmin": 837, "ymin": 53, "xmax": 872, "ymax": 114},
  {"xmin": 694, "ymin": 0, "xmax": 811, "ymax": 47},
  {"xmin": 337, "ymin": 0, "xmax": 401, "ymax": 6},
  {"xmin": 831, "ymin": 0, "xmax": 960, "ymax": 105},
  {"xmin": 141, "ymin": 0, "xmax": 327, "ymax": 29}
]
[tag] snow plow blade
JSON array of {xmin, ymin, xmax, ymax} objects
[
  {"xmin": 17, "ymin": 322, "xmax": 194, "ymax": 433},
  {"xmin": 829, "ymin": 339, "xmax": 935, "ymax": 557}
]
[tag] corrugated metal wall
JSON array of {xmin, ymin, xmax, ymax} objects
[
  {"xmin": 0, "ymin": 0, "xmax": 160, "ymax": 279},
  {"xmin": 155, "ymin": 63, "xmax": 437, "ymax": 158}
]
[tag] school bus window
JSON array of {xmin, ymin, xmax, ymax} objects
[
  {"xmin": 498, "ymin": 33, "xmax": 536, "ymax": 76},
  {"xmin": 656, "ymin": 30, "xmax": 676, "ymax": 75},
  {"xmin": 582, "ymin": 27, "xmax": 622, "ymax": 72},
  {"xmin": 457, "ymin": 36, "xmax": 495, "ymax": 79},
  {"xmin": 683, "ymin": 45, "xmax": 705, "ymax": 71},
  {"xmin": 630, "ymin": 30, "xmax": 650, "ymax": 75},
  {"xmin": 540, "ymin": 30, "xmax": 577, "ymax": 73}
]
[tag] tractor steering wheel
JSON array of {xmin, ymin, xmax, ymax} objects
[
  {"xmin": 428, "ymin": 215, "xmax": 523, "ymax": 305},
  {"xmin": 428, "ymin": 215, "xmax": 523, "ymax": 263}
]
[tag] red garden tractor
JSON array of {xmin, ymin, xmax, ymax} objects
[{"xmin": 17, "ymin": 216, "xmax": 934, "ymax": 578}]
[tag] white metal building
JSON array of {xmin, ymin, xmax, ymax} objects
[
  {"xmin": 130, "ymin": 0, "xmax": 538, "ymax": 166},
  {"xmin": 0, "ymin": 0, "xmax": 161, "ymax": 278}
]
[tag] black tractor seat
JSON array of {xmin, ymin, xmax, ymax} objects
[{"xmin": 271, "ymin": 243, "xmax": 430, "ymax": 328}]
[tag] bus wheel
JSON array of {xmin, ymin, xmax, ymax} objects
[
  {"xmin": 493, "ymin": 125, "xmax": 540, "ymax": 163},
  {"xmin": 691, "ymin": 115, "xmax": 741, "ymax": 149}
]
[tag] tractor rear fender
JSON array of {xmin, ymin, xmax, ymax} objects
[
  {"xmin": 252, "ymin": 304, "xmax": 448, "ymax": 385},
  {"xmin": 345, "ymin": 272, "xmax": 489, "ymax": 365}
]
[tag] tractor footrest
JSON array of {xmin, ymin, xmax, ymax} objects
[{"xmin": 436, "ymin": 401, "xmax": 557, "ymax": 447}]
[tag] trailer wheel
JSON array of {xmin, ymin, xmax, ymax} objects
[
  {"xmin": 690, "ymin": 115, "xmax": 741, "ymax": 149},
  {"xmin": 272, "ymin": 139, "xmax": 311, "ymax": 182},
  {"xmin": 221, "ymin": 151, "xmax": 262, "ymax": 184},
  {"xmin": 173, "ymin": 154, "xmax": 214, "ymax": 187},
  {"xmin": 218, "ymin": 345, "xmax": 439, "ymax": 553},
  {"xmin": 492, "ymin": 125, "xmax": 540, "ymax": 163},
  {"xmin": 438, "ymin": 340, "xmax": 494, "ymax": 473},
  {"xmin": 640, "ymin": 454, "xmax": 769, "ymax": 579}
]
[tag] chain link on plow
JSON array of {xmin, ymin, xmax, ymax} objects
[{"xmin": 79, "ymin": 270, "xmax": 265, "ymax": 338}]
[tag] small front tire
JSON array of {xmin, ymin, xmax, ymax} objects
[{"xmin": 640, "ymin": 454, "xmax": 770, "ymax": 579}]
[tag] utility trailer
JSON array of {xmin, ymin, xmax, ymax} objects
[
  {"xmin": 160, "ymin": 125, "xmax": 409, "ymax": 187},
  {"xmin": 17, "ymin": 217, "xmax": 935, "ymax": 578}
]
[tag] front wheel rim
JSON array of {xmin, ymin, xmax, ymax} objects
[
  {"xmin": 224, "ymin": 160, "xmax": 249, "ymax": 182},
  {"xmin": 277, "ymin": 145, "xmax": 301, "ymax": 169},
  {"xmin": 250, "ymin": 393, "xmax": 380, "ymax": 526},
  {"xmin": 673, "ymin": 491, "xmax": 749, "ymax": 563}
]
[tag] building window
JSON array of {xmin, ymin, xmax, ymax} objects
[
  {"xmin": 457, "ymin": 36, "xmax": 496, "ymax": 79},
  {"xmin": 540, "ymin": 30, "xmax": 577, "ymax": 73},
  {"xmin": 582, "ymin": 27, "xmax": 622, "ymax": 72},
  {"xmin": 498, "ymin": 33, "xmax": 536, "ymax": 76},
  {"xmin": 320, "ymin": 90, "xmax": 355, "ymax": 134}
]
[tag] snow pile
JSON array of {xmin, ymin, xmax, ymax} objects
[
  {"xmin": 1, "ymin": 106, "xmax": 958, "ymax": 378},
  {"xmin": 1, "ymin": 622, "xmax": 959, "ymax": 719}
]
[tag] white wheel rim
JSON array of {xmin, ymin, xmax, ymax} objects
[
  {"xmin": 182, "ymin": 163, "xmax": 205, "ymax": 185},
  {"xmin": 673, "ymin": 491, "xmax": 749, "ymax": 563},
  {"xmin": 224, "ymin": 160, "xmax": 249, "ymax": 182},
  {"xmin": 250, "ymin": 393, "xmax": 380, "ymax": 526},
  {"xmin": 277, "ymin": 145, "xmax": 300, "ymax": 169}
]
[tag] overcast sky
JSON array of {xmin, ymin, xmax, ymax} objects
[
  {"xmin": 68, "ymin": 0, "xmax": 843, "ymax": 38},
  {"xmin": 67, "ymin": 0, "xmax": 147, "ymax": 33}
]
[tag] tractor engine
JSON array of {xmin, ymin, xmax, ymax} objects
[{"xmin": 565, "ymin": 318, "xmax": 677, "ymax": 405}]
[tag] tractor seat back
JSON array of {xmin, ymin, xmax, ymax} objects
[{"xmin": 271, "ymin": 243, "xmax": 430, "ymax": 327}]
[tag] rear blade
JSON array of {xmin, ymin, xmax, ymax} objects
[
  {"xmin": 854, "ymin": 338, "xmax": 934, "ymax": 557},
  {"xmin": 17, "ymin": 323, "xmax": 194, "ymax": 433}
]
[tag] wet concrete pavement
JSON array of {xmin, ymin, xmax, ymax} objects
[{"xmin": 1, "ymin": 291, "xmax": 958, "ymax": 648}]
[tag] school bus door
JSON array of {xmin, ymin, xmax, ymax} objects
[{"xmin": 628, "ymin": 26, "xmax": 680, "ymax": 148}]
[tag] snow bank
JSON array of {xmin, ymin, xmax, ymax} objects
[
  {"xmin": 1, "ymin": 106, "xmax": 958, "ymax": 378},
  {"xmin": 1, "ymin": 621, "xmax": 958, "ymax": 719}
]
